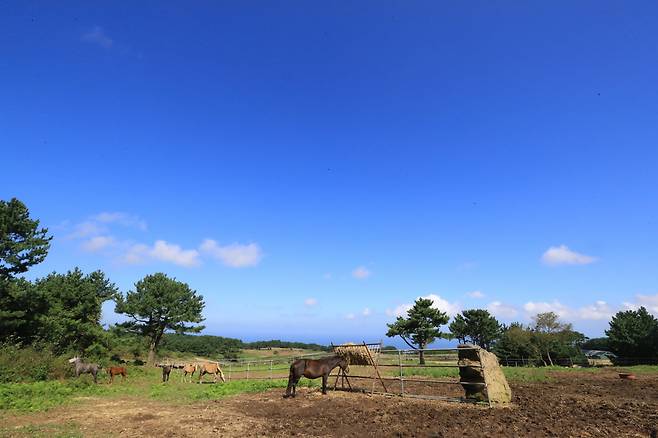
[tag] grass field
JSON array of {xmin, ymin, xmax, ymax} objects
[
  {"xmin": 0, "ymin": 365, "xmax": 317, "ymax": 413},
  {"xmin": 2, "ymin": 363, "xmax": 657, "ymax": 414}
]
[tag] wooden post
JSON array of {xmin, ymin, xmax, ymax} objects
[
  {"xmin": 363, "ymin": 341, "xmax": 387, "ymax": 393},
  {"xmin": 246, "ymin": 362, "xmax": 250, "ymax": 380},
  {"xmin": 398, "ymin": 349, "xmax": 404, "ymax": 397}
]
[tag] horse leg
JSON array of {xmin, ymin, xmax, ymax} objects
[
  {"xmin": 219, "ymin": 368, "xmax": 226, "ymax": 383},
  {"xmin": 284, "ymin": 366, "xmax": 295, "ymax": 398},
  {"xmin": 93, "ymin": 370, "xmax": 98, "ymax": 384},
  {"xmin": 322, "ymin": 374, "xmax": 328, "ymax": 395}
]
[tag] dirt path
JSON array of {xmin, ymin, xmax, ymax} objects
[{"xmin": 2, "ymin": 370, "xmax": 658, "ymax": 437}]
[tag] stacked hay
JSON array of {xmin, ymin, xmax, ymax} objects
[
  {"xmin": 333, "ymin": 343, "xmax": 375, "ymax": 366},
  {"xmin": 458, "ymin": 344, "xmax": 512, "ymax": 404}
]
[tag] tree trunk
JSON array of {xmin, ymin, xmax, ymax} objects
[
  {"xmin": 419, "ymin": 343, "xmax": 426, "ymax": 365},
  {"xmin": 148, "ymin": 341, "xmax": 157, "ymax": 366},
  {"xmin": 546, "ymin": 349, "xmax": 554, "ymax": 366}
]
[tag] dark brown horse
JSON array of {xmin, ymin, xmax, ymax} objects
[{"xmin": 284, "ymin": 355, "xmax": 349, "ymax": 398}]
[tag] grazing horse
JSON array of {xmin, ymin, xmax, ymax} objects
[
  {"xmin": 108, "ymin": 366, "xmax": 127, "ymax": 383},
  {"xmin": 181, "ymin": 363, "xmax": 197, "ymax": 382},
  {"xmin": 68, "ymin": 357, "xmax": 101, "ymax": 383},
  {"xmin": 161, "ymin": 365, "xmax": 172, "ymax": 382},
  {"xmin": 284, "ymin": 355, "xmax": 349, "ymax": 398},
  {"xmin": 198, "ymin": 362, "xmax": 226, "ymax": 384}
]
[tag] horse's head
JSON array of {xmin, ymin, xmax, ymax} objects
[
  {"xmin": 68, "ymin": 356, "xmax": 80, "ymax": 364},
  {"xmin": 338, "ymin": 356, "xmax": 350, "ymax": 374}
]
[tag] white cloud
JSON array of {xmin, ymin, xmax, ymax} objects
[
  {"xmin": 541, "ymin": 245, "xmax": 597, "ymax": 266},
  {"xmin": 199, "ymin": 239, "xmax": 263, "ymax": 268},
  {"xmin": 352, "ymin": 266, "xmax": 371, "ymax": 279},
  {"xmin": 82, "ymin": 26, "xmax": 113, "ymax": 49},
  {"xmin": 487, "ymin": 301, "xmax": 518, "ymax": 318},
  {"xmin": 387, "ymin": 294, "xmax": 460, "ymax": 318},
  {"xmin": 304, "ymin": 298, "xmax": 318, "ymax": 307},
  {"xmin": 93, "ymin": 212, "xmax": 147, "ymax": 231},
  {"xmin": 345, "ymin": 313, "xmax": 356, "ymax": 320},
  {"xmin": 67, "ymin": 221, "xmax": 107, "ymax": 239},
  {"xmin": 467, "ymin": 290, "xmax": 485, "ymax": 299},
  {"xmin": 121, "ymin": 240, "xmax": 200, "ymax": 267},
  {"xmin": 81, "ymin": 236, "xmax": 115, "ymax": 252},
  {"xmin": 523, "ymin": 300, "xmax": 571, "ymax": 318},
  {"xmin": 150, "ymin": 240, "xmax": 200, "ymax": 267},
  {"xmin": 577, "ymin": 300, "xmax": 613, "ymax": 320},
  {"xmin": 323, "ymin": 273, "xmax": 333, "ymax": 280},
  {"xmin": 362, "ymin": 307, "xmax": 371, "ymax": 317},
  {"xmin": 623, "ymin": 293, "xmax": 658, "ymax": 315}
]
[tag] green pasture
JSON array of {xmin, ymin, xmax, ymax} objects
[{"xmin": 1, "ymin": 364, "xmax": 657, "ymax": 414}]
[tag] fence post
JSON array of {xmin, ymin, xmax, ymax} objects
[
  {"xmin": 229, "ymin": 363, "xmax": 232, "ymax": 381},
  {"xmin": 247, "ymin": 362, "xmax": 250, "ymax": 380},
  {"xmin": 398, "ymin": 350, "xmax": 404, "ymax": 397},
  {"xmin": 269, "ymin": 360, "xmax": 273, "ymax": 380}
]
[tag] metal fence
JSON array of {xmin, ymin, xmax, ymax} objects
[{"xmin": 213, "ymin": 346, "xmax": 489, "ymax": 404}]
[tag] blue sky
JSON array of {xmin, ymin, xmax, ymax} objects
[{"xmin": 2, "ymin": 1, "xmax": 658, "ymax": 346}]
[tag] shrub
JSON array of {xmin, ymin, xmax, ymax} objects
[{"xmin": 0, "ymin": 343, "xmax": 71, "ymax": 383}]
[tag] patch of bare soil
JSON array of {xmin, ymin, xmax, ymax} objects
[{"xmin": 3, "ymin": 369, "xmax": 658, "ymax": 437}]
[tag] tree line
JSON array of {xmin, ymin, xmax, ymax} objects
[
  {"xmin": 387, "ymin": 297, "xmax": 658, "ymax": 365},
  {"xmin": 3, "ymin": 198, "xmax": 657, "ymax": 368},
  {"xmin": 1, "ymin": 198, "xmax": 331, "ymax": 365}
]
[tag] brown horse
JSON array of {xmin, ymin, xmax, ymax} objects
[
  {"xmin": 198, "ymin": 362, "xmax": 226, "ymax": 383},
  {"xmin": 284, "ymin": 355, "xmax": 349, "ymax": 398},
  {"xmin": 108, "ymin": 366, "xmax": 127, "ymax": 383},
  {"xmin": 181, "ymin": 363, "xmax": 197, "ymax": 382}
]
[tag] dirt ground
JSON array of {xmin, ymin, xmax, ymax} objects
[{"xmin": 2, "ymin": 369, "xmax": 658, "ymax": 437}]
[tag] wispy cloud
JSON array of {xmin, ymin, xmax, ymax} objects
[
  {"xmin": 362, "ymin": 307, "xmax": 371, "ymax": 317},
  {"xmin": 387, "ymin": 293, "xmax": 460, "ymax": 318},
  {"xmin": 487, "ymin": 301, "xmax": 518, "ymax": 318},
  {"xmin": 304, "ymin": 298, "xmax": 318, "ymax": 307},
  {"xmin": 199, "ymin": 239, "xmax": 263, "ymax": 268},
  {"xmin": 522, "ymin": 299, "xmax": 611, "ymax": 321},
  {"xmin": 352, "ymin": 266, "xmax": 371, "ymax": 279},
  {"xmin": 345, "ymin": 313, "xmax": 356, "ymax": 320},
  {"xmin": 82, "ymin": 26, "xmax": 113, "ymax": 49},
  {"xmin": 121, "ymin": 240, "xmax": 200, "ymax": 267},
  {"xmin": 577, "ymin": 300, "xmax": 613, "ymax": 320},
  {"xmin": 81, "ymin": 235, "xmax": 115, "ymax": 252},
  {"xmin": 523, "ymin": 300, "xmax": 571, "ymax": 318},
  {"xmin": 541, "ymin": 245, "xmax": 597, "ymax": 266},
  {"xmin": 623, "ymin": 293, "xmax": 658, "ymax": 315},
  {"xmin": 93, "ymin": 212, "xmax": 147, "ymax": 231},
  {"xmin": 467, "ymin": 290, "xmax": 485, "ymax": 299}
]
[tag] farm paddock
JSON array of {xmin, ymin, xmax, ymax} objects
[{"xmin": 2, "ymin": 368, "xmax": 658, "ymax": 437}]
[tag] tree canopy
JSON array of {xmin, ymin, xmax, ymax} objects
[
  {"xmin": 605, "ymin": 307, "xmax": 658, "ymax": 358},
  {"xmin": 115, "ymin": 273, "xmax": 205, "ymax": 364},
  {"xmin": 0, "ymin": 198, "xmax": 51, "ymax": 280},
  {"xmin": 449, "ymin": 309, "xmax": 502, "ymax": 350},
  {"xmin": 35, "ymin": 268, "xmax": 118, "ymax": 355},
  {"xmin": 386, "ymin": 297, "xmax": 449, "ymax": 364}
]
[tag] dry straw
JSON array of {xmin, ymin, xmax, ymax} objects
[{"xmin": 333, "ymin": 343, "xmax": 375, "ymax": 366}]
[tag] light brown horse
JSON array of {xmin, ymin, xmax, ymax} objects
[
  {"xmin": 198, "ymin": 362, "xmax": 226, "ymax": 384},
  {"xmin": 108, "ymin": 366, "xmax": 127, "ymax": 383},
  {"xmin": 284, "ymin": 356, "xmax": 349, "ymax": 398},
  {"xmin": 181, "ymin": 363, "xmax": 197, "ymax": 382}
]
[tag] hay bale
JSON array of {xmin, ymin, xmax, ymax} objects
[
  {"xmin": 333, "ymin": 343, "xmax": 375, "ymax": 366},
  {"xmin": 458, "ymin": 344, "xmax": 512, "ymax": 404}
]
